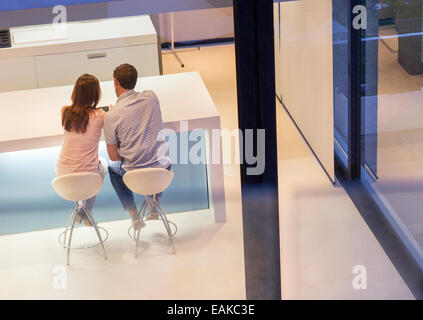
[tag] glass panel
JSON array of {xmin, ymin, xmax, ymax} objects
[
  {"xmin": 362, "ymin": 0, "xmax": 379, "ymax": 177},
  {"xmin": 333, "ymin": 0, "xmax": 351, "ymax": 169},
  {"xmin": 277, "ymin": 0, "xmax": 335, "ymax": 181},
  {"xmin": 0, "ymin": 2, "xmax": 242, "ymax": 301},
  {"xmin": 274, "ymin": 0, "xmax": 350, "ymax": 173},
  {"xmin": 0, "ymin": 0, "xmax": 115, "ymax": 11},
  {"xmin": 362, "ymin": 0, "xmax": 423, "ymax": 261}
]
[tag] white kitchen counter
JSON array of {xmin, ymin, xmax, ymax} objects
[
  {"xmin": 0, "ymin": 72, "xmax": 218, "ymax": 143},
  {"xmin": 0, "ymin": 72, "xmax": 226, "ymax": 223}
]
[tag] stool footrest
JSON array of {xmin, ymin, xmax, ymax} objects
[{"xmin": 59, "ymin": 225, "xmax": 109, "ymax": 249}]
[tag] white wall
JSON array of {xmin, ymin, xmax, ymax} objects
[
  {"xmin": 277, "ymin": 0, "xmax": 334, "ymax": 181},
  {"xmin": 158, "ymin": 8, "xmax": 234, "ymax": 43}
]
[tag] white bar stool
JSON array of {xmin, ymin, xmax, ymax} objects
[
  {"xmin": 52, "ymin": 172, "xmax": 108, "ymax": 265},
  {"xmin": 123, "ymin": 168, "xmax": 176, "ymax": 257}
]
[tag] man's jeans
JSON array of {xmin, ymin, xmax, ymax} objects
[{"xmin": 108, "ymin": 161, "xmax": 171, "ymax": 212}]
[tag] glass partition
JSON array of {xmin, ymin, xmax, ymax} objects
[
  {"xmin": 0, "ymin": 1, "xmax": 113, "ymax": 11},
  {"xmin": 333, "ymin": 0, "xmax": 351, "ymax": 169},
  {"xmin": 0, "ymin": 2, "xmax": 243, "ymax": 300},
  {"xmin": 361, "ymin": 0, "xmax": 423, "ymax": 267},
  {"xmin": 274, "ymin": 0, "xmax": 351, "ymax": 181}
]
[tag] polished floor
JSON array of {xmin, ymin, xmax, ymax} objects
[
  {"xmin": 277, "ymin": 104, "xmax": 412, "ymax": 299},
  {"xmin": 0, "ymin": 44, "xmax": 414, "ymax": 299}
]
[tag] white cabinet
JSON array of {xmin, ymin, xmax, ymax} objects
[
  {"xmin": 0, "ymin": 15, "xmax": 160, "ymax": 93},
  {"xmin": 35, "ymin": 44, "xmax": 159, "ymax": 88},
  {"xmin": 0, "ymin": 57, "xmax": 37, "ymax": 92}
]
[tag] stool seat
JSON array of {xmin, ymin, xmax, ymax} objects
[
  {"xmin": 52, "ymin": 172, "xmax": 107, "ymax": 265},
  {"xmin": 123, "ymin": 168, "xmax": 174, "ymax": 196},
  {"xmin": 123, "ymin": 168, "xmax": 176, "ymax": 257},
  {"xmin": 52, "ymin": 172, "xmax": 103, "ymax": 201}
]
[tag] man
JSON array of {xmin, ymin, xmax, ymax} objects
[{"xmin": 104, "ymin": 63, "xmax": 170, "ymax": 230}]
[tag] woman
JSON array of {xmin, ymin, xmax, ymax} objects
[{"xmin": 56, "ymin": 74, "xmax": 107, "ymax": 226}]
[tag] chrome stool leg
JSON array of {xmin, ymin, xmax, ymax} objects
[
  {"xmin": 139, "ymin": 199, "xmax": 148, "ymax": 221},
  {"xmin": 67, "ymin": 208, "xmax": 78, "ymax": 266},
  {"xmin": 153, "ymin": 198, "xmax": 173, "ymax": 233},
  {"xmin": 135, "ymin": 199, "xmax": 148, "ymax": 258},
  {"xmin": 63, "ymin": 202, "xmax": 79, "ymax": 248},
  {"xmin": 84, "ymin": 208, "xmax": 107, "ymax": 261},
  {"xmin": 154, "ymin": 201, "xmax": 176, "ymax": 254}
]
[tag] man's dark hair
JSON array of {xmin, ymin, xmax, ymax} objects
[{"xmin": 113, "ymin": 63, "xmax": 138, "ymax": 89}]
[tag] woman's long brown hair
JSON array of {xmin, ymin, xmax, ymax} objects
[{"xmin": 61, "ymin": 74, "xmax": 101, "ymax": 133}]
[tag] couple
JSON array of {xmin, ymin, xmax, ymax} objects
[{"xmin": 55, "ymin": 63, "xmax": 170, "ymax": 230}]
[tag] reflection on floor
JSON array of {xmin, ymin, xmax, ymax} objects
[
  {"xmin": 0, "ymin": 44, "xmax": 414, "ymax": 300},
  {"xmin": 277, "ymin": 103, "xmax": 413, "ymax": 299},
  {"xmin": 376, "ymin": 26, "xmax": 423, "ymax": 248},
  {"xmin": 0, "ymin": 212, "xmax": 245, "ymax": 299}
]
